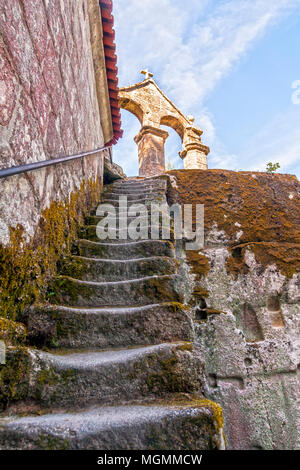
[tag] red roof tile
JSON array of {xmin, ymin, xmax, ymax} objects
[{"xmin": 99, "ymin": 0, "xmax": 123, "ymax": 145}]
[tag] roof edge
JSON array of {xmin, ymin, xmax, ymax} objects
[{"xmin": 99, "ymin": 0, "xmax": 123, "ymax": 145}]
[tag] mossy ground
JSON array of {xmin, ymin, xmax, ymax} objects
[{"xmin": 0, "ymin": 347, "xmax": 31, "ymax": 411}]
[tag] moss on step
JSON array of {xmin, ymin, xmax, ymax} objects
[
  {"xmin": 37, "ymin": 434, "xmax": 71, "ymax": 451},
  {"xmin": 176, "ymin": 342, "xmax": 193, "ymax": 352},
  {"xmin": 0, "ymin": 318, "xmax": 27, "ymax": 344},
  {"xmin": 34, "ymin": 366, "xmax": 76, "ymax": 403},
  {"xmin": 58, "ymin": 256, "xmax": 86, "ymax": 280},
  {"xmin": 161, "ymin": 395, "xmax": 224, "ymax": 431},
  {"xmin": 144, "ymin": 346, "xmax": 198, "ymax": 395},
  {"xmin": 46, "ymin": 276, "xmax": 93, "ymax": 305}
]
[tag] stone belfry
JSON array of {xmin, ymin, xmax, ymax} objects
[{"xmin": 119, "ymin": 71, "xmax": 210, "ymax": 177}]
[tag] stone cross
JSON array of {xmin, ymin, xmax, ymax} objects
[{"xmin": 141, "ymin": 69, "xmax": 153, "ymax": 80}]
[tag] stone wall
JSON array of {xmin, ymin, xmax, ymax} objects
[
  {"xmin": 168, "ymin": 169, "xmax": 300, "ymax": 449},
  {"xmin": 0, "ymin": 0, "xmax": 110, "ymax": 245}
]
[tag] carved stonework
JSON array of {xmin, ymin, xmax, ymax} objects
[{"xmin": 119, "ymin": 75, "xmax": 210, "ymax": 175}]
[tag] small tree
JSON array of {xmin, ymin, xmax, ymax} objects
[{"xmin": 266, "ymin": 162, "xmax": 280, "ymax": 174}]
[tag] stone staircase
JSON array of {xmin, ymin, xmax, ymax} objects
[{"xmin": 0, "ymin": 177, "xmax": 224, "ymax": 450}]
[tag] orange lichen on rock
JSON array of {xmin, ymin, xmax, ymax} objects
[
  {"xmin": 167, "ymin": 169, "xmax": 300, "ymax": 277},
  {"xmin": 185, "ymin": 250, "xmax": 210, "ymax": 279}
]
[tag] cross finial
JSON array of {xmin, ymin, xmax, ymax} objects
[{"xmin": 141, "ymin": 69, "xmax": 153, "ymax": 80}]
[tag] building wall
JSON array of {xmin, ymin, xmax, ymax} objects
[{"xmin": 0, "ymin": 0, "xmax": 110, "ymax": 245}]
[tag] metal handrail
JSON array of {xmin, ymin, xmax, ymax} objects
[{"xmin": 0, "ymin": 145, "xmax": 112, "ymax": 179}]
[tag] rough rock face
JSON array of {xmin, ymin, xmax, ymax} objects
[
  {"xmin": 168, "ymin": 169, "xmax": 300, "ymax": 450},
  {"xmin": 0, "ymin": 0, "xmax": 108, "ymax": 245}
]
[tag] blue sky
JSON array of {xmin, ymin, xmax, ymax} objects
[{"xmin": 113, "ymin": 0, "xmax": 300, "ymax": 178}]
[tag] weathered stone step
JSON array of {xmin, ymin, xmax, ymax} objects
[
  {"xmin": 103, "ymin": 188, "xmax": 167, "ymax": 198},
  {"xmin": 6, "ymin": 343, "xmax": 203, "ymax": 409},
  {"xmin": 26, "ymin": 303, "xmax": 193, "ymax": 349},
  {"xmin": 99, "ymin": 199, "xmax": 167, "ymax": 209},
  {"xmin": 104, "ymin": 187, "xmax": 167, "ymax": 197},
  {"xmin": 0, "ymin": 400, "xmax": 224, "ymax": 450},
  {"xmin": 104, "ymin": 187, "xmax": 166, "ymax": 197},
  {"xmin": 79, "ymin": 225, "xmax": 174, "ymax": 243},
  {"xmin": 106, "ymin": 178, "xmax": 166, "ymax": 190},
  {"xmin": 85, "ymin": 212, "xmax": 172, "ymax": 226},
  {"xmin": 92, "ymin": 201, "xmax": 167, "ymax": 213},
  {"xmin": 104, "ymin": 186, "xmax": 167, "ymax": 197},
  {"xmin": 74, "ymin": 239, "xmax": 175, "ymax": 260},
  {"xmin": 60, "ymin": 255, "xmax": 178, "ymax": 281},
  {"xmin": 48, "ymin": 274, "xmax": 183, "ymax": 307}
]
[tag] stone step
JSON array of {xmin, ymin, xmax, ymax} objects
[
  {"xmin": 106, "ymin": 178, "xmax": 167, "ymax": 189},
  {"xmin": 103, "ymin": 186, "xmax": 167, "ymax": 196},
  {"xmin": 99, "ymin": 198, "xmax": 167, "ymax": 208},
  {"xmin": 60, "ymin": 255, "xmax": 178, "ymax": 282},
  {"xmin": 8, "ymin": 343, "xmax": 203, "ymax": 410},
  {"xmin": 104, "ymin": 188, "xmax": 166, "ymax": 197},
  {"xmin": 0, "ymin": 400, "xmax": 224, "ymax": 450},
  {"xmin": 85, "ymin": 212, "xmax": 172, "ymax": 226},
  {"xmin": 104, "ymin": 186, "xmax": 167, "ymax": 196},
  {"xmin": 102, "ymin": 191, "xmax": 166, "ymax": 202},
  {"xmin": 48, "ymin": 274, "xmax": 183, "ymax": 307},
  {"xmin": 74, "ymin": 239, "xmax": 175, "ymax": 260},
  {"xmin": 92, "ymin": 201, "xmax": 168, "ymax": 214},
  {"xmin": 79, "ymin": 225, "xmax": 174, "ymax": 243},
  {"xmin": 26, "ymin": 302, "xmax": 194, "ymax": 349}
]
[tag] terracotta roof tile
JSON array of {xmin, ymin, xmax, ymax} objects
[{"xmin": 99, "ymin": 0, "xmax": 123, "ymax": 145}]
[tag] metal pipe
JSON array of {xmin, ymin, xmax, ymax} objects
[{"xmin": 0, "ymin": 145, "xmax": 111, "ymax": 179}]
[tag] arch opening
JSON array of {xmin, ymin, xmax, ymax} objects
[
  {"xmin": 160, "ymin": 115, "xmax": 185, "ymax": 141},
  {"xmin": 161, "ymin": 124, "xmax": 183, "ymax": 171}
]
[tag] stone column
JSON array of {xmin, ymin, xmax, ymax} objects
[
  {"xmin": 180, "ymin": 142, "xmax": 210, "ymax": 170},
  {"xmin": 180, "ymin": 124, "xmax": 210, "ymax": 170},
  {"xmin": 134, "ymin": 125, "xmax": 169, "ymax": 177}
]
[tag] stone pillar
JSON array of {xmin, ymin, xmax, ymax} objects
[
  {"xmin": 180, "ymin": 142, "xmax": 210, "ymax": 170},
  {"xmin": 134, "ymin": 126, "xmax": 169, "ymax": 177},
  {"xmin": 180, "ymin": 123, "xmax": 210, "ymax": 170}
]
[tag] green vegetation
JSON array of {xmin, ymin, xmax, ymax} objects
[{"xmin": 266, "ymin": 162, "xmax": 280, "ymax": 174}]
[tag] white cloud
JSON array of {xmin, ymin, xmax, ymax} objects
[{"xmin": 113, "ymin": 0, "xmax": 300, "ymax": 176}]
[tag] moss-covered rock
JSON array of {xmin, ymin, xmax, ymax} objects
[
  {"xmin": 0, "ymin": 347, "xmax": 31, "ymax": 411},
  {"xmin": 0, "ymin": 178, "xmax": 102, "ymax": 323},
  {"xmin": 167, "ymin": 169, "xmax": 300, "ymax": 278}
]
